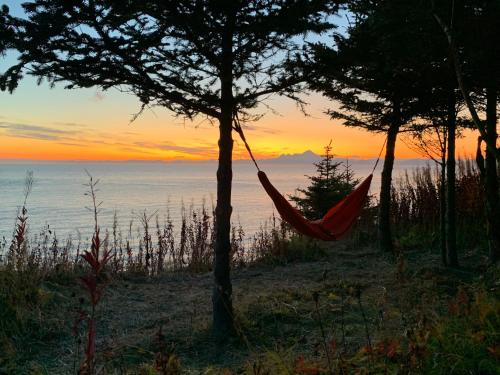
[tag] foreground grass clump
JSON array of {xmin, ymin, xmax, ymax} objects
[
  {"xmin": 422, "ymin": 281, "xmax": 500, "ymax": 374},
  {"xmin": 208, "ymin": 265, "xmax": 499, "ymax": 375}
]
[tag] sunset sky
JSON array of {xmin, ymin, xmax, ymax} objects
[{"xmin": 0, "ymin": 0, "xmax": 479, "ymax": 162}]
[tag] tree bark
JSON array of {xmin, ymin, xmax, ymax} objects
[
  {"xmin": 485, "ymin": 86, "xmax": 500, "ymax": 264},
  {"xmin": 440, "ymin": 157, "xmax": 447, "ymax": 266},
  {"xmin": 446, "ymin": 93, "xmax": 458, "ymax": 267},
  {"xmin": 433, "ymin": 12, "xmax": 500, "ymax": 161},
  {"xmin": 212, "ymin": 12, "xmax": 235, "ymax": 340},
  {"xmin": 378, "ymin": 109, "xmax": 400, "ymax": 254}
]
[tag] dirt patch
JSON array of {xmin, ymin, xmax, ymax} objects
[{"xmin": 22, "ymin": 244, "xmax": 471, "ymax": 373}]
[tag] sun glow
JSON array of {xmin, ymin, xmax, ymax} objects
[{"xmin": 0, "ymin": 81, "xmax": 479, "ymax": 162}]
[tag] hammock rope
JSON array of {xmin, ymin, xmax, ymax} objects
[
  {"xmin": 233, "ymin": 114, "xmax": 261, "ymax": 172},
  {"xmin": 371, "ymin": 135, "xmax": 387, "ymax": 174},
  {"xmin": 233, "ymin": 117, "xmax": 386, "ymax": 241}
]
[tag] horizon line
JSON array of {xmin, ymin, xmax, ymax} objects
[{"xmin": 0, "ymin": 156, "xmax": 434, "ymax": 163}]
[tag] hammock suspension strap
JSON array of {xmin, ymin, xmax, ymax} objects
[
  {"xmin": 233, "ymin": 114, "xmax": 261, "ymax": 172},
  {"xmin": 371, "ymin": 135, "xmax": 387, "ymax": 174}
]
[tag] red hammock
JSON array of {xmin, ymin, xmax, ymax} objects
[
  {"xmin": 233, "ymin": 117, "xmax": 378, "ymax": 241},
  {"xmin": 258, "ymin": 171, "xmax": 372, "ymax": 241}
]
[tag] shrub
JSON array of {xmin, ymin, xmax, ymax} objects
[{"xmin": 390, "ymin": 160, "xmax": 489, "ymax": 252}]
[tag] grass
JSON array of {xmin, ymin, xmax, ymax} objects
[
  {"xmin": 1, "ymin": 164, "xmax": 498, "ymax": 374},
  {"xmin": 2, "ymin": 241, "xmax": 497, "ymax": 374}
]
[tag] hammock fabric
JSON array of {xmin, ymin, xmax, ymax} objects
[{"xmin": 258, "ymin": 171, "xmax": 372, "ymax": 241}]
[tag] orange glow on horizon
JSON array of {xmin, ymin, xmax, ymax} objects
[
  {"xmin": 0, "ymin": 125, "xmax": 480, "ymax": 162},
  {"xmin": 0, "ymin": 85, "xmax": 481, "ymax": 162}
]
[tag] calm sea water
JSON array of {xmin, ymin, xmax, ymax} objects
[{"xmin": 0, "ymin": 158, "xmax": 430, "ymax": 241}]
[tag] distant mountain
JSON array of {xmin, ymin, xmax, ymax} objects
[
  {"xmin": 271, "ymin": 151, "xmax": 430, "ymax": 166},
  {"xmin": 0, "ymin": 152, "xmax": 431, "ymax": 166}
]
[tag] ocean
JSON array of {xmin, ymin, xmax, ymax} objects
[{"xmin": 0, "ymin": 158, "xmax": 431, "ymax": 241}]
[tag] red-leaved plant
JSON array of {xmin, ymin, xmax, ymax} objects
[{"xmin": 78, "ymin": 173, "xmax": 112, "ymax": 375}]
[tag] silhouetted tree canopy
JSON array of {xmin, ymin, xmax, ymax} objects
[
  {"xmin": 0, "ymin": 5, "xmax": 14, "ymax": 56},
  {"xmin": 0, "ymin": 0, "xmax": 341, "ymax": 338},
  {"xmin": 309, "ymin": 1, "xmax": 446, "ymax": 132},
  {"xmin": 1, "ymin": 0, "xmax": 337, "ymax": 120}
]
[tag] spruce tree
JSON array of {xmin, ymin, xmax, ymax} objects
[
  {"xmin": 291, "ymin": 142, "xmax": 359, "ymax": 220},
  {"xmin": 305, "ymin": 0, "xmax": 472, "ymax": 261},
  {"xmin": 0, "ymin": 0, "xmax": 339, "ymax": 338},
  {"xmin": 306, "ymin": 1, "xmax": 435, "ymax": 254}
]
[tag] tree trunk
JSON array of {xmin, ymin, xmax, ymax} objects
[
  {"xmin": 485, "ymin": 86, "xmax": 500, "ymax": 264},
  {"xmin": 433, "ymin": 12, "xmax": 500, "ymax": 162},
  {"xmin": 440, "ymin": 158, "xmax": 447, "ymax": 266},
  {"xmin": 378, "ymin": 116, "xmax": 400, "ymax": 254},
  {"xmin": 446, "ymin": 94, "xmax": 458, "ymax": 267},
  {"xmin": 212, "ymin": 14, "xmax": 234, "ymax": 340}
]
